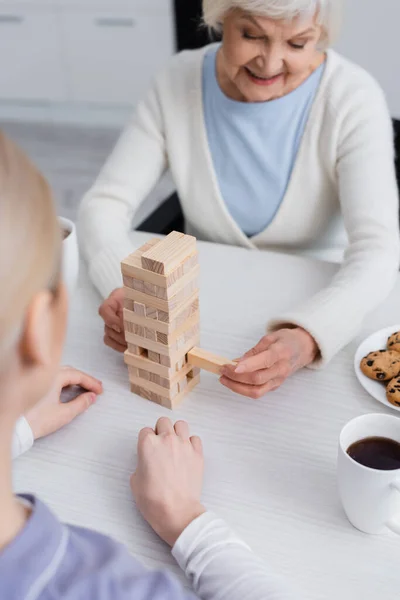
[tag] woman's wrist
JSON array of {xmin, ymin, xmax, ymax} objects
[{"xmin": 293, "ymin": 327, "xmax": 319, "ymax": 365}]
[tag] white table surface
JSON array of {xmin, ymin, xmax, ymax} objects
[{"xmin": 13, "ymin": 232, "xmax": 400, "ymax": 599}]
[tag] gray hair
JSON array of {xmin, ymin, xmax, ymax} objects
[{"xmin": 203, "ymin": 0, "xmax": 342, "ymax": 46}]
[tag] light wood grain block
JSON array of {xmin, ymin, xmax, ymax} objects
[
  {"xmin": 124, "ymin": 278, "xmax": 199, "ymax": 313},
  {"xmin": 188, "ymin": 367, "xmax": 201, "ymax": 378},
  {"xmin": 128, "ymin": 375, "xmax": 179, "ymax": 400},
  {"xmin": 123, "ymin": 245, "xmax": 199, "ymax": 295},
  {"xmin": 144, "ymin": 281, "xmax": 157, "ymax": 297},
  {"xmin": 138, "ymin": 369, "xmax": 150, "ymax": 381},
  {"xmin": 132, "ymin": 278, "xmax": 144, "ymax": 292},
  {"xmin": 124, "ymin": 350, "xmax": 174, "ymax": 378},
  {"xmin": 127, "ymin": 343, "xmax": 146, "ymax": 357},
  {"xmin": 133, "ymin": 301, "xmax": 146, "ymax": 316},
  {"xmin": 145, "ymin": 327, "xmax": 157, "ymax": 341},
  {"xmin": 123, "ymin": 275, "xmax": 134, "ymax": 288},
  {"xmin": 187, "ymin": 347, "xmax": 236, "ymax": 375},
  {"xmin": 169, "ymin": 373, "xmax": 200, "ymax": 409},
  {"xmin": 124, "ymin": 298, "xmax": 135, "ymax": 311},
  {"xmin": 141, "ymin": 231, "xmax": 196, "ymax": 275},
  {"xmin": 159, "ymin": 354, "xmax": 171, "ymax": 367},
  {"xmin": 147, "ymin": 351, "xmax": 160, "ymax": 363},
  {"xmin": 158, "ymin": 310, "xmax": 169, "ymax": 323},
  {"xmin": 130, "ymin": 383, "xmax": 164, "ymax": 406},
  {"xmin": 124, "ymin": 321, "xmax": 145, "ymax": 338},
  {"xmin": 146, "ymin": 306, "xmax": 158, "ymax": 320},
  {"xmin": 156, "ymin": 332, "xmax": 168, "ymax": 345},
  {"xmin": 129, "ymin": 367, "xmax": 139, "ymax": 378},
  {"xmin": 178, "ymin": 377, "xmax": 188, "ymax": 393}
]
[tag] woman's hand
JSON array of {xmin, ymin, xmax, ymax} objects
[
  {"xmin": 25, "ymin": 366, "xmax": 103, "ymax": 440},
  {"xmin": 220, "ymin": 328, "xmax": 318, "ymax": 399},
  {"xmin": 131, "ymin": 417, "xmax": 206, "ymax": 547},
  {"xmin": 99, "ymin": 287, "xmax": 127, "ymax": 353}
]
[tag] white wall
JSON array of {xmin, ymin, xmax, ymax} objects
[{"xmin": 335, "ymin": 0, "xmax": 400, "ymax": 118}]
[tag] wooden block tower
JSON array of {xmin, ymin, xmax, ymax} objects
[{"xmin": 121, "ymin": 232, "xmax": 201, "ymax": 409}]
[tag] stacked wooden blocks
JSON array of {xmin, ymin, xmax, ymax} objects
[{"xmin": 121, "ymin": 232, "xmax": 201, "ymax": 409}]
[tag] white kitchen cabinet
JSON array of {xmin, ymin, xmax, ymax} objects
[
  {"xmin": 60, "ymin": 9, "xmax": 174, "ymax": 105},
  {"xmin": 0, "ymin": 1, "xmax": 175, "ymax": 125},
  {"xmin": 0, "ymin": 8, "xmax": 65, "ymax": 101}
]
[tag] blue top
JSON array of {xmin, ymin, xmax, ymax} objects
[
  {"xmin": 0, "ymin": 495, "xmax": 195, "ymax": 600},
  {"xmin": 202, "ymin": 45, "xmax": 325, "ymax": 237}
]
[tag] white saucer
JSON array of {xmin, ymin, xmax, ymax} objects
[{"xmin": 354, "ymin": 325, "xmax": 400, "ymax": 413}]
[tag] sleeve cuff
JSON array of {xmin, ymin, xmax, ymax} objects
[
  {"xmin": 87, "ymin": 241, "xmax": 134, "ymax": 299},
  {"xmin": 12, "ymin": 416, "xmax": 34, "ymax": 459},
  {"xmin": 172, "ymin": 511, "xmax": 250, "ymax": 571}
]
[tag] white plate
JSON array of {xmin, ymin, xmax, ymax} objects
[{"xmin": 354, "ymin": 325, "xmax": 400, "ymax": 413}]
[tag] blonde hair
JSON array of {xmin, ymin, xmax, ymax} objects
[
  {"xmin": 203, "ymin": 0, "xmax": 342, "ymax": 46},
  {"xmin": 0, "ymin": 133, "xmax": 61, "ymax": 362}
]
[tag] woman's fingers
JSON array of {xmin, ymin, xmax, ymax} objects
[
  {"xmin": 221, "ymin": 359, "xmax": 290, "ymax": 386},
  {"xmin": 104, "ymin": 325, "xmax": 126, "ymax": 346},
  {"xmin": 99, "ymin": 295, "xmax": 124, "ymax": 333},
  {"xmin": 219, "ymin": 375, "xmax": 284, "ymax": 399},
  {"xmin": 233, "ymin": 340, "xmax": 289, "ymax": 374},
  {"xmin": 104, "ymin": 334, "xmax": 127, "ymax": 353},
  {"xmin": 236, "ymin": 334, "xmax": 279, "ymax": 362},
  {"xmin": 63, "ymin": 391, "xmax": 97, "ymax": 420},
  {"xmin": 190, "ymin": 435, "xmax": 203, "ymax": 455},
  {"xmin": 60, "ymin": 367, "xmax": 103, "ymax": 395}
]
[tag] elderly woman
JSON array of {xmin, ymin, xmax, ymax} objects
[{"xmin": 79, "ymin": 0, "xmax": 400, "ymax": 399}]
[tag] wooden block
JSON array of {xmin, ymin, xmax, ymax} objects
[
  {"xmin": 188, "ymin": 366, "xmax": 201, "ymax": 379},
  {"xmin": 146, "ymin": 306, "xmax": 158, "ymax": 320},
  {"xmin": 159, "ymin": 354, "xmax": 171, "ymax": 367},
  {"xmin": 176, "ymin": 357, "xmax": 186, "ymax": 371},
  {"xmin": 144, "ymin": 281, "xmax": 157, "ymax": 297},
  {"xmin": 187, "ymin": 348, "xmax": 236, "ymax": 375},
  {"xmin": 170, "ymin": 373, "xmax": 200, "ymax": 409},
  {"xmin": 132, "ymin": 278, "xmax": 144, "ymax": 292},
  {"xmin": 155, "ymin": 285, "xmax": 168, "ymax": 300},
  {"xmin": 124, "ymin": 277, "xmax": 199, "ymax": 314},
  {"xmin": 178, "ymin": 377, "xmax": 188, "ymax": 393},
  {"xmin": 138, "ymin": 369, "xmax": 150, "ymax": 381},
  {"xmin": 147, "ymin": 351, "xmax": 160, "ymax": 363},
  {"xmin": 133, "ymin": 301, "xmax": 146, "ymax": 316},
  {"xmin": 124, "ymin": 298, "xmax": 135, "ymax": 311},
  {"xmin": 127, "ymin": 344, "xmax": 146, "ymax": 356},
  {"xmin": 124, "ymin": 350, "xmax": 174, "ymax": 378},
  {"xmin": 129, "ymin": 366, "xmax": 139, "ymax": 378},
  {"xmin": 129, "ymin": 376, "xmax": 179, "ymax": 400},
  {"xmin": 156, "ymin": 332, "xmax": 168, "ymax": 345},
  {"xmin": 141, "ymin": 231, "xmax": 196, "ymax": 275},
  {"xmin": 131, "ymin": 373, "xmax": 200, "ymax": 410},
  {"xmin": 124, "ymin": 321, "xmax": 145, "ymax": 337},
  {"xmin": 130, "ymin": 383, "xmax": 165, "ymax": 406},
  {"xmin": 123, "ymin": 275, "xmax": 134, "ymax": 288},
  {"xmin": 145, "ymin": 328, "xmax": 157, "ymax": 341},
  {"xmin": 158, "ymin": 310, "xmax": 169, "ymax": 323}
]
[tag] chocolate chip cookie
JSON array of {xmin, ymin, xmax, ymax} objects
[
  {"xmin": 387, "ymin": 331, "xmax": 400, "ymax": 353},
  {"xmin": 360, "ymin": 351, "xmax": 400, "ymax": 381},
  {"xmin": 386, "ymin": 376, "xmax": 400, "ymax": 407}
]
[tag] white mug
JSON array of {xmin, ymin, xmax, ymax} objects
[
  {"xmin": 338, "ymin": 413, "xmax": 400, "ymax": 535},
  {"xmin": 59, "ymin": 217, "xmax": 79, "ymax": 298}
]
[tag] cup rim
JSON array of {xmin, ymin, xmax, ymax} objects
[
  {"xmin": 340, "ymin": 413, "xmax": 400, "ymax": 473},
  {"xmin": 58, "ymin": 216, "xmax": 75, "ymax": 238}
]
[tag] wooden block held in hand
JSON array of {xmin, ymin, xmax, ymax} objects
[{"xmin": 187, "ymin": 347, "xmax": 236, "ymax": 375}]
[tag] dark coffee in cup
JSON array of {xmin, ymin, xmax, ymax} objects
[{"xmin": 347, "ymin": 436, "xmax": 400, "ymax": 470}]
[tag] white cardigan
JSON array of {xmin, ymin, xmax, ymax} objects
[{"xmin": 79, "ymin": 45, "xmax": 400, "ymax": 365}]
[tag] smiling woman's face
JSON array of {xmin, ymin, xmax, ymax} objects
[{"xmin": 218, "ymin": 9, "xmax": 324, "ymax": 102}]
